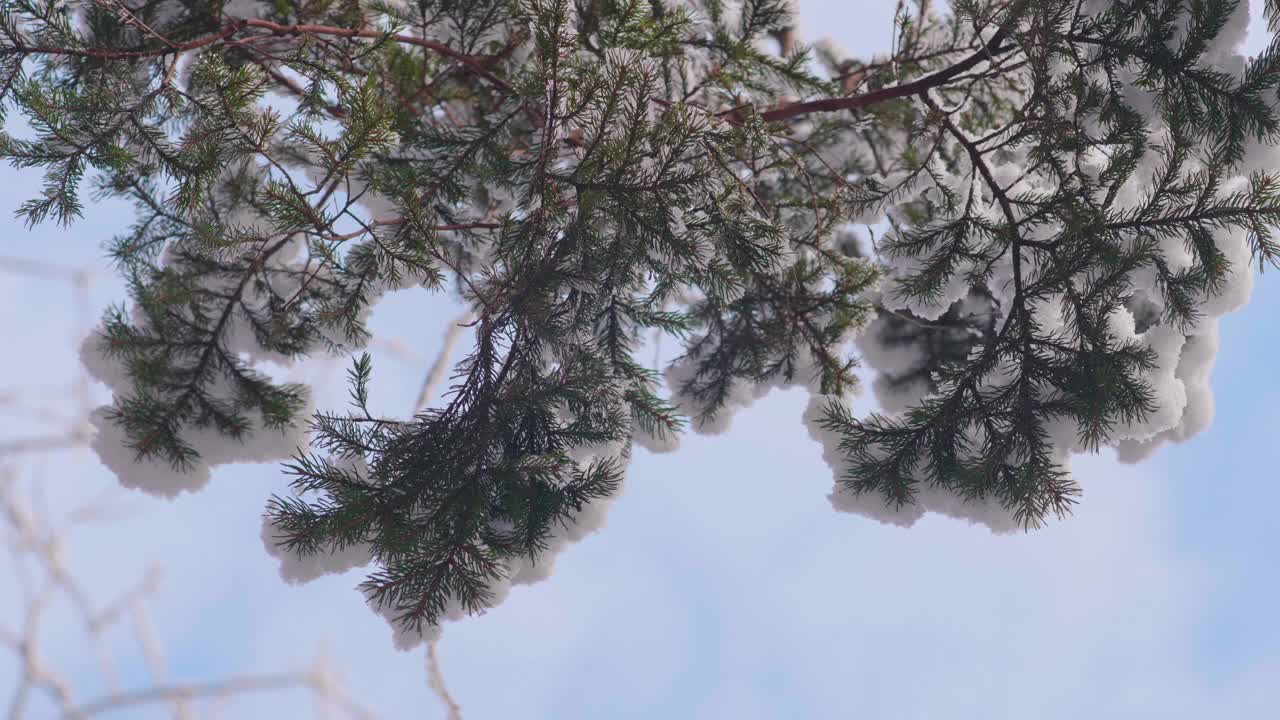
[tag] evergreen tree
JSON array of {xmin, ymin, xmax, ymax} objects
[{"xmin": 3, "ymin": 0, "xmax": 1279, "ymax": 643}]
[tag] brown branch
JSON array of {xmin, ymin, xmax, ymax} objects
[
  {"xmin": 724, "ymin": 14, "xmax": 1022, "ymax": 125},
  {"xmin": 241, "ymin": 49, "xmax": 349, "ymax": 119},
  {"xmin": 239, "ymin": 20, "xmax": 513, "ymax": 93},
  {"xmin": 327, "ymin": 218, "xmax": 501, "ymax": 243},
  {"xmin": 10, "ymin": 19, "xmax": 249, "ymax": 60},
  {"xmin": 9, "ymin": 17, "xmax": 513, "ymax": 93}
]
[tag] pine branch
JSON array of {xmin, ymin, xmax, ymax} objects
[{"xmin": 5, "ymin": 0, "xmax": 1279, "ymax": 644}]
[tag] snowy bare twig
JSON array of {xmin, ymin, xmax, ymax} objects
[
  {"xmin": 425, "ymin": 642, "xmax": 462, "ymax": 720},
  {"xmin": 414, "ymin": 313, "xmax": 473, "ymax": 720},
  {"xmin": 414, "ymin": 312, "xmax": 474, "ymax": 413},
  {"xmin": 0, "ymin": 257, "xmax": 379, "ymax": 720}
]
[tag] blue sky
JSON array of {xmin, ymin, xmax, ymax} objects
[{"xmin": 3, "ymin": 1, "xmax": 1280, "ymax": 718}]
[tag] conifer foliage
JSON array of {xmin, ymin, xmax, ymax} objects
[{"xmin": 3, "ymin": 0, "xmax": 1280, "ymax": 642}]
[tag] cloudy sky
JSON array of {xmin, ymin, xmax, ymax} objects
[{"xmin": 3, "ymin": 1, "xmax": 1280, "ymax": 717}]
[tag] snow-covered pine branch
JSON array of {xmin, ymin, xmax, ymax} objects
[{"xmin": 4, "ymin": 0, "xmax": 1280, "ymax": 649}]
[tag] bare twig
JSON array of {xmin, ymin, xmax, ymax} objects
[
  {"xmin": 425, "ymin": 642, "xmax": 463, "ymax": 720},
  {"xmin": 0, "ymin": 259, "xmax": 381, "ymax": 720},
  {"xmin": 414, "ymin": 312, "xmax": 474, "ymax": 412}
]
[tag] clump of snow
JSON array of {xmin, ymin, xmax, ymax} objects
[
  {"xmin": 505, "ymin": 437, "xmax": 630, "ymax": 587},
  {"xmin": 86, "ymin": 403, "xmax": 310, "ymax": 499},
  {"xmin": 80, "ymin": 329, "xmax": 313, "ymax": 499},
  {"xmin": 878, "ymin": 252, "xmax": 975, "ymax": 322},
  {"xmin": 259, "ymin": 512, "xmax": 372, "ymax": 585},
  {"xmin": 833, "ymin": 0, "xmax": 1277, "ymax": 520},
  {"xmin": 631, "ymin": 421, "xmax": 682, "ymax": 454},
  {"xmin": 1196, "ymin": 226, "xmax": 1256, "ymax": 322},
  {"xmin": 665, "ymin": 338, "xmax": 849, "ymax": 436},
  {"xmin": 262, "ymin": 429, "xmax": 632, "ymax": 649},
  {"xmin": 363, "ymin": 584, "xmax": 451, "ymax": 651},
  {"xmin": 1114, "ymin": 322, "xmax": 1188, "ymax": 443},
  {"xmin": 1115, "ymin": 322, "xmax": 1220, "ymax": 463},
  {"xmin": 799, "ymin": 390, "xmax": 1022, "ymax": 533},
  {"xmin": 853, "ymin": 307, "xmax": 935, "ymax": 413},
  {"xmin": 388, "ymin": 437, "xmax": 629, "ymax": 648},
  {"xmin": 663, "ymin": 356, "xmax": 760, "ymax": 436}
]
